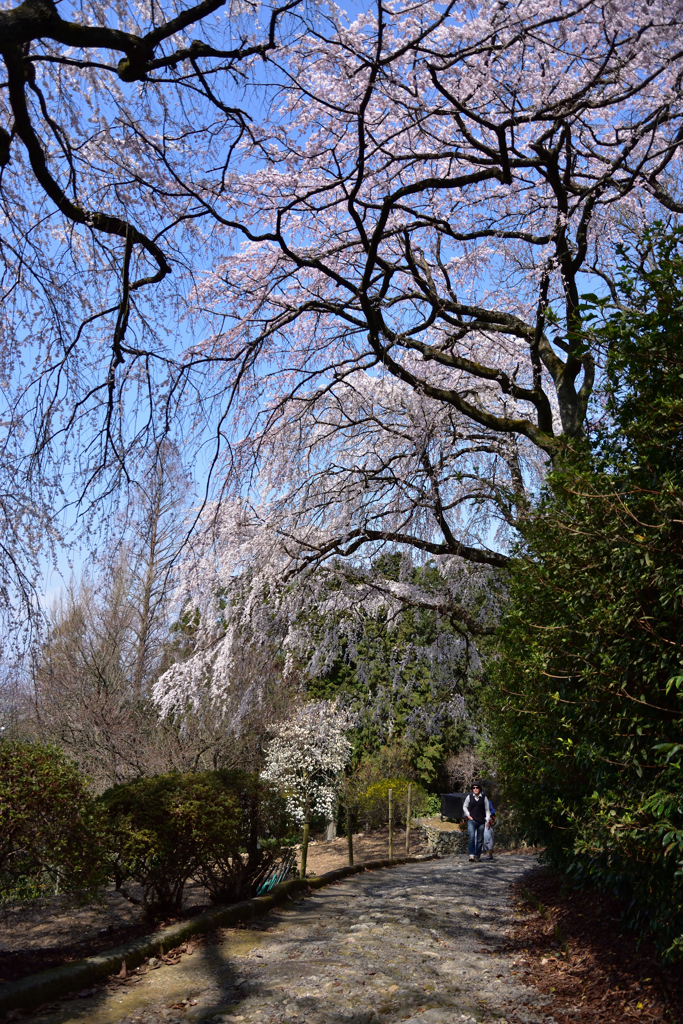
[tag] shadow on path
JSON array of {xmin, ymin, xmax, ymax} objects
[{"xmin": 17, "ymin": 855, "xmax": 549, "ymax": 1024}]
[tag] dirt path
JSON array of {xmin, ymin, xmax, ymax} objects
[{"xmin": 21, "ymin": 854, "xmax": 558, "ymax": 1024}]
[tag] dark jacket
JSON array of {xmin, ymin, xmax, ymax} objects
[{"xmin": 462, "ymin": 792, "xmax": 491, "ymax": 824}]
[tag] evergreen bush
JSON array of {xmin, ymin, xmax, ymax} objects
[
  {"xmin": 0, "ymin": 740, "xmax": 105, "ymax": 903},
  {"xmin": 193, "ymin": 770, "xmax": 291, "ymax": 905},
  {"xmin": 486, "ymin": 226, "xmax": 683, "ymax": 958},
  {"xmin": 99, "ymin": 769, "xmax": 290, "ymax": 914}
]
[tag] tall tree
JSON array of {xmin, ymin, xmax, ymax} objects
[
  {"xmin": 118, "ymin": 443, "xmax": 194, "ymax": 694},
  {"xmin": 0, "ymin": 0, "xmax": 300, "ymax": 622},
  {"xmin": 34, "ymin": 567, "xmax": 144, "ymax": 788},
  {"xmin": 29, "ymin": 444, "xmax": 197, "ymax": 787},
  {"xmin": 29, "ymin": 441, "xmax": 303, "ymax": 787},
  {"xmin": 149, "ymin": 0, "xmax": 683, "ymax": 709},
  {"xmin": 485, "ymin": 225, "xmax": 683, "ymax": 957},
  {"xmin": 182, "ymin": 0, "xmax": 683, "ymax": 570},
  {"xmin": 2, "ymin": 0, "xmax": 683, "ymax": 649},
  {"xmin": 303, "ymin": 556, "xmax": 474, "ymax": 784}
]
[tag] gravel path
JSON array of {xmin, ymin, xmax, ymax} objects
[
  {"xmin": 29, "ymin": 854, "xmax": 557, "ymax": 1024},
  {"xmin": 1, "ymin": 832, "xmax": 430, "ymax": 962}
]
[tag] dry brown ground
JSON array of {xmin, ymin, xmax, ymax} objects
[
  {"xmin": 505, "ymin": 866, "xmax": 683, "ymax": 1024},
  {"xmin": 303, "ymin": 825, "xmax": 430, "ymax": 874}
]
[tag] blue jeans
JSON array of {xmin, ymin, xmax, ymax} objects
[{"xmin": 468, "ymin": 819, "xmax": 485, "ymax": 858}]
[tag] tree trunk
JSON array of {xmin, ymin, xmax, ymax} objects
[
  {"xmin": 300, "ymin": 802, "xmax": 310, "ymax": 879},
  {"xmin": 405, "ymin": 784, "xmax": 412, "ymax": 856},
  {"xmin": 388, "ymin": 788, "xmax": 393, "ymax": 861}
]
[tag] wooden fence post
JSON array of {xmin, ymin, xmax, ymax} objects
[
  {"xmin": 346, "ymin": 783, "xmax": 354, "ymax": 867},
  {"xmin": 405, "ymin": 783, "xmax": 412, "ymax": 855},
  {"xmin": 300, "ymin": 801, "xmax": 310, "ymax": 879},
  {"xmin": 388, "ymin": 787, "xmax": 394, "ymax": 861}
]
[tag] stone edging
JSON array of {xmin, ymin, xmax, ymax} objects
[
  {"xmin": 418, "ymin": 821, "xmax": 520, "ymax": 856},
  {"xmin": 0, "ymin": 854, "xmax": 438, "ymax": 1016}
]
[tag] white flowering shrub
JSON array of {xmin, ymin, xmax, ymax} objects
[{"xmin": 261, "ymin": 701, "xmax": 353, "ymax": 824}]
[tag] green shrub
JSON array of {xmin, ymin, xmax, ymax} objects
[
  {"xmin": 422, "ymin": 793, "xmax": 442, "ymax": 818},
  {"xmin": 99, "ymin": 770, "xmax": 290, "ymax": 914},
  {"xmin": 193, "ymin": 770, "xmax": 291, "ymax": 905},
  {"xmin": 358, "ymin": 778, "xmax": 428, "ymax": 828},
  {"xmin": 0, "ymin": 740, "xmax": 105, "ymax": 903}
]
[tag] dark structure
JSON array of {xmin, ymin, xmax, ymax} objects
[{"xmin": 439, "ymin": 793, "xmax": 466, "ymax": 821}]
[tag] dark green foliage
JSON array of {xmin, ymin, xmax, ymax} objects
[
  {"xmin": 486, "ymin": 226, "xmax": 683, "ymax": 958},
  {"xmin": 99, "ymin": 770, "xmax": 290, "ymax": 914},
  {"xmin": 0, "ymin": 740, "xmax": 105, "ymax": 903},
  {"xmin": 308, "ymin": 557, "xmax": 475, "ymax": 785},
  {"xmin": 192, "ymin": 771, "xmax": 292, "ymax": 905}
]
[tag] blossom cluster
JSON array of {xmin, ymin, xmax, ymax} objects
[
  {"xmin": 2, "ymin": 0, "xmax": 683, "ymax": 646},
  {"xmin": 260, "ymin": 701, "xmax": 353, "ymax": 823}
]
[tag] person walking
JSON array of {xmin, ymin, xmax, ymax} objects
[
  {"xmin": 462, "ymin": 782, "xmax": 491, "ymax": 862},
  {"xmin": 483, "ymin": 803, "xmax": 496, "ymax": 860}
]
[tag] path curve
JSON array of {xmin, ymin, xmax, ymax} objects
[{"xmin": 27, "ymin": 854, "xmax": 558, "ymax": 1024}]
